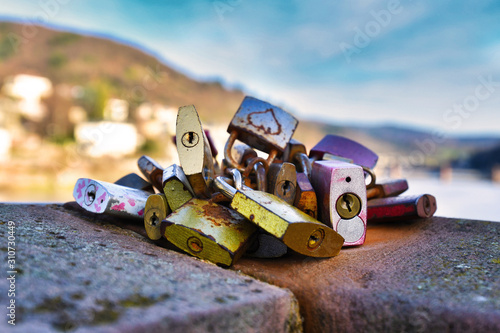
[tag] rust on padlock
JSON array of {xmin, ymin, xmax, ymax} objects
[
  {"xmin": 161, "ymin": 198, "xmax": 257, "ymax": 267},
  {"xmin": 225, "ymin": 96, "xmax": 297, "ymax": 171},
  {"xmin": 138, "ymin": 155, "xmax": 165, "ymax": 193},
  {"xmin": 294, "ymin": 172, "xmax": 318, "ymax": 219},
  {"xmin": 367, "ymin": 194, "xmax": 437, "ymax": 222},
  {"xmin": 144, "ymin": 194, "xmax": 170, "ymax": 240}
]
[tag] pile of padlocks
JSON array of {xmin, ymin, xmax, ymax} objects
[{"xmin": 73, "ymin": 96, "xmax": 437, "ymax": 267}]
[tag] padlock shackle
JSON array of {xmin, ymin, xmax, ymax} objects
[
  {"xmin": 363, "ymin": 167, "xmax": 377, "ymax": 189},
  {"xmin": 225, "ymin": 130, "xmax": 279, "ymax": 172},
  {"xmin": 230, "ymin": 168, "xmax": 243, "ymax": 190},
  {"xmin": 294, "ymin": 152, "xmax": 312, "ymax": 179},
  {"xmin": 254, "ymin": 161, "xmax": 267, "ymax": 192},
  {"xmin": 214, "ymin": 176, "xmax": 236, "ymax": 199},
  {"xmin": 224, "ymin": 131, "xmax": 245, "ymax": 171}
]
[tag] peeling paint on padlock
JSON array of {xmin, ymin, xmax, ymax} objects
[
  {"xmin": 367, "ymin": 194, "xmax": 437, "ymax": 222},
  {"xmin": 73, "ymin": 178, "xmax": 149, "ymax": 219}
]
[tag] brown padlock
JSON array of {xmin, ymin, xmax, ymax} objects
[{"xmin": 267, "ymin": 162, "xmax": 297, "ymax": 205}]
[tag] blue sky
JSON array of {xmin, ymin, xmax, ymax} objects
[{"xmin": 1, "ymin": 0, "xmax": 499, "ymax": 135}]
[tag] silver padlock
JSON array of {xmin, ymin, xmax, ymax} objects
[{"xmin": 225, "ymin": 96, "xmax": 298, "ymax": 171}]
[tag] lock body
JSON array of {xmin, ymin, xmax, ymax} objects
[
  {"xmin": 161, "ymin": 198, "xmax": 257, "ymax": 266},
  {"xmin": 311, "ymin": 160, "xmax": 367, "ymax": 246},
  {"xmin": 144, "ymin": 194, "xmax": 170, "ymax": 240},
  {"xmin": 227, "ymin": 96, "xmax": 298, "ymax": 154},
  {"xmin": 176, "ymin": 105, "xmax": 214, "ymax": 198},
  {"xmin": 309, "ymin": 134, "xmax": 378, "ymax": 169},
  {"xmin": 162, "ymin": 164, "xmax": 195, "ymax": 211},
  {"xmin": 73, "ymin": 178, "xmax": 149, "ymax": 219},
  {"xmin": 267, "ymin": 162, "xmax": 297, "ymax": 205},
  {"xmin": 294, "ymin": 172, "xmax": 318, "ymax": 219},
  {"xmin": 367, "ymin": 194, "xmax": 437, "ymax": 222},
  {"xmin": 228, "ymin": 187, "xmax": 344, "ymax": 257}
]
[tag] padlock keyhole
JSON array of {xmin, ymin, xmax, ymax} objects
[
  {"xmin": 181, "ymin": 131, "xmax": 199, "ymax": 148},
  {"xmin": 150, "ymin": 212, "xmax": 159, "ymax": 226},
  {"xmin": 343, "ymin": 194, "xmax": 352, "ymax": 212},
  {"xmin": 282, "ymin": 180, "xmax": 292, "ymax": 196}
]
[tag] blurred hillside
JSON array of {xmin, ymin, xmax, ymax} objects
[{"xmin": 0, "ymin": 21, "xmax": 499, "ymax": 201}]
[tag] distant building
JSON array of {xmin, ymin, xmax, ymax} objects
[
  {"xmin": 136, "ymin": 103, "xmax": 177, "ymax": 139},
  {"xmin": 75, "ymin": 121, "xmax": 139, "ymax": 158},
  {"xmin": 2, "ymin": 74, "xmax": 53, "ymax": 121},
  {"xmin": 103, "ymin": 98, "xmax": 129, "ymax": 122}
]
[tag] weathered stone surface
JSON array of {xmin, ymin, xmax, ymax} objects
[
  {"xmin": 233, "ymin": 217, "xmax": 500, "ymax": 333},
  {"xmin": 0, "ymin": 203, "xmax": 302, "ymax": 332}
]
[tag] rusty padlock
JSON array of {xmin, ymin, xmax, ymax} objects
[
  {"xmin": 225, "ymin": 96, "xmax": 298, "ymax": 171},
  {"xmin": 311, "ymin": 160, "xmax": 367, "ymax": 246},
  {"xmin": 176, "ymin": 105, "xmax": 215, "ymax": 198},
  {"xmin": 214, "ymin": 170, "xmax": 344, "ymax": 258},
  {"xmin": 73, "ymin": 178, "xmax": 149, "ymax": 219},
  {"xmin": 161, "ymin": 198, "xmax": 257, "ymax": 267},
  {"xmin": 367, "ymin": 194, "xmax": 437, "ymax": 222}
]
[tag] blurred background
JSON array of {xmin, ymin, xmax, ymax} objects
[{"xmin": 0, "ymin": 0, "xmax": 499, "ymax": 221}]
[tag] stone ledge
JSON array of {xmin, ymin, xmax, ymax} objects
[
  {"xmin": 233, "ymin": 217, "xmax": 500, "ymax": 332},
  {"xmin": 0, "ymin": 203, "xmax": 302, "ymax": 333}
]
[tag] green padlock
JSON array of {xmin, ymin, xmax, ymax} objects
[
  {"xmin": 214, "ymin": 170, "xmax": 344, "ymax": 258},
  {"xmin": 160, "ymin": 198, "xmax": 257, "ymax": 267},
  {"xmin": 162, "ymin": 164, "xmax": 195, "ymax": 211}
]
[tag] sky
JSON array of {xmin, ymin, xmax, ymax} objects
[{"xmin": 0, "ymin": 0, "xmax": 499, "ymax": 135}]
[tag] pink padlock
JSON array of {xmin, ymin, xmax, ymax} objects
[
  {"xmin": 311, "ymin": 160, "xmax": 367, "ymax": 246},
  {"xmin": 73, "ymin": 178, "xmax": 149, "ymax": 220}
]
